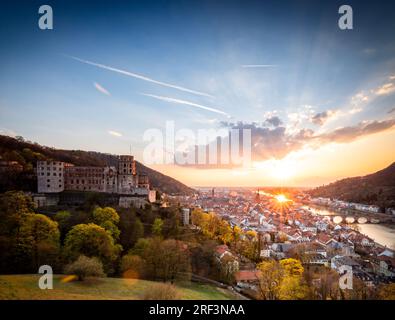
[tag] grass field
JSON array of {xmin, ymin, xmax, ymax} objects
[{"xmin": 0, "ymin": 275, "xmax": 237, "ymax": 300}]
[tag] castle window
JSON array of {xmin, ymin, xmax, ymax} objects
[
  {"xmin": 47, "ymin": 184, "xmax": 50, "ymax": 188},
  {"xmin": 53, "ymin": 172, "xmax": 57, "ymax": 176},
  {"xmin": 59, "ymin": 185, "xmax": 62, "ymax": 188}
]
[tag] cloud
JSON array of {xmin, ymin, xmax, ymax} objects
[
  {"xmin": 314, "ymin": 119, "xmax": 395, "ymax": 144},
  {"xmin": 374, "ymin": 83, "xmax": 395, "ymax": 96},
  {"xmin": 141, "ymin": 93, "xmax": 230, "ymax": 116},
  {"xmin": 108, "ymin": 130, "xmax": 122, "ymax": 137},
  {"xmin": 94, "ymin": 82, "xmax": 111, "ymax": 96},
  {"xmin": 219, "ymin": 119, "xmax": 395, "ymax": 162},
  {"xmin": 311, "ymin": 110, "xmax": 336, "ymax": 126},
  {"xmin": 67, "ymin": 55, "xmax": 213, "ymax": 98},
  {"xmin": 388, "ymin": 107, "xmax": 395, "ymax": 114},
  {"xmin": 264, "ymin": 116, "xmax": 282, "ymax": 127},
  {"xmin": 241, "ymin": 64, "xmax": 277, "ymax": 68}
]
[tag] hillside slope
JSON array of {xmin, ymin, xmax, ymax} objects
[
  {"xmin": 308, "ymin": 162, "xmax": 395, "ymax": 208},
  {"xmin": 0, "ymin": 135, "xmax": 194, "ymax": 195},
  {"xmin": 0, "ymin": 275, "xmax": 235, "ymax": 300}
]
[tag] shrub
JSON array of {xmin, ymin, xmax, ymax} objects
[
  {"xmin": 120, "ymin": 254, "xmax": 146, "ymax": 279},
  {"xmin": 143, "ymin": 282, "xmax": 180, "ymax": 300},
  {"xmin": 64, "ymin": 255, "xmax": 105, "ymax": 281}
]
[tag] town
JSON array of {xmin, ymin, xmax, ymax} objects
[{"xmin": 173, "ymin": 187, "xmax": 395, "ymax": 298}]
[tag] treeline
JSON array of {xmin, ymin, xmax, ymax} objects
[
  {"xmin": 0, "ymin": 191, "xmax": 191, "ymax": 283},
  {"xmin": 308, "ymin": 162, "xmax": 395, "ymax": 209}
]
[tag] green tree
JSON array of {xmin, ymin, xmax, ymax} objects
[
  {"xmin": 92, "ymin": 207, "xmax": 120, "ymax": 225},
  {"xmin": 152, "ymin": 218, "xmax": 164, "ymax": 237},
  {"xmin": 119, "ymin": 210, "xmax": 144, "ymax": 251},
  {"xmin": 63, "ymin": 223, "xmax": 121, "ymax": 273},
  {"xmin": 92, "ymin": 207, "xmax": 120, "ymax": 241},
  {"xmin": 18, "ymin": 213, "xmax": 60, "ymax": 270}
]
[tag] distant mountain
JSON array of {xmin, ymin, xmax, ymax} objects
[
  {"xmin": 308, "ymin": 162, "xmax": 395, "ymax": 208},
  {"xmin": 0, "ymin": 135, "xmax": 194, "ymax": 195}
]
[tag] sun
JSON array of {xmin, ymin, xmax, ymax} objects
[{"xmin": 275, "ymin": 194, "xmax": 288, "ymax": 203}]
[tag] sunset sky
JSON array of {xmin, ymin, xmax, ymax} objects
[{"xmin": 1, "ymin": 0, "xmax": 395, "ymax": 187}]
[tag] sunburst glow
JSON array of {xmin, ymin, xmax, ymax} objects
[{"xmin": 275, "ymin": 194, "xmax": 288, "ymax": 203}]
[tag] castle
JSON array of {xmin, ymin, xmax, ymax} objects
[{"xmin": 35, "ymin": 155, "xmax": 156, "ymax": 207}]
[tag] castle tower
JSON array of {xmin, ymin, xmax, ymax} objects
[{"xmin": 117, "ymin": 155, "xmax": 136, "ymax": 194}]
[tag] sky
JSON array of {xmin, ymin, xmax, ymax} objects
[{"xmin": 0, "ymin": 0, "xmax": 395, "ymax": 187}]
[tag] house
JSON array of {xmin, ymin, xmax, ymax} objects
[
  {"xmin": 378, "ymin": 249, "xmax": 394, "ymax": 258},
  {"xmin": 360, "ymin": 237, "xmax": 375, "ymax": 247},
  {"xmin": 214, "ymin": 245, "xmax": 239, "ymax": 275},
  {"xmin": 235, "ymin": 270, "xmax": 261, "ymax": 290},
  {"xmin": 372, "ymin": 256, "xmax": 395, "ymax": 278},
  {"xmin": 331, "ymin": 255, "xmax": 360, "ymax": 272},
  {"xmin": 302, "ymin": 253, "xmax": 328, "ymax": 266}
]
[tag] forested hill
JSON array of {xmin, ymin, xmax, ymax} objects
[
  {"xmin": 308, "ymin": 162, "xmax": 395, "ymax": 208},
  {"xmin": 0, "ymin": 135, "xmax": 194, "ymax": 195}
]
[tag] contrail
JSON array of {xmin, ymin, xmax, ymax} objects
[
  {"xmin": 66, "ymin": 55, "xmax": 213, "ymax": 98},
  {"xmin": 141, "ymin": 93, "xmax": 230, "ymax": 117}
]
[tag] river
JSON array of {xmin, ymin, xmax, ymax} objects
[{"xmin": 303, "ymin": 205, "xmax": 395, "ymax": 248}]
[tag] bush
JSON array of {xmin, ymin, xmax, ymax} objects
[
  {"xmin": 143, "ymin": 283, "xmax": 180, "ymax": 300},
  {"xmin": 64, "ymin": 255, "xmax": 105, "ymax": 281},
  {"xmin": 120, "ymin": 254, "xmax": 146, "ymax": 279}
]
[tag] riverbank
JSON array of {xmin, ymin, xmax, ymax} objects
[{"xmin": 303, "ymin": 204, "xmax": 395, "ymax": 248}]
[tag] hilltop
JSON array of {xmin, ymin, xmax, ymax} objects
[
  {"xmin": 308, "ymin": 162, "xmax": 395, "ymax": 208},
  {"xmin": 0, "ymin": 135, "xmax": 194, "ymax": 195}
]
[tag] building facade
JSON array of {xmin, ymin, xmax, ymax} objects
[{"xmin": 37, "ymin": 156, "xmax": 155, "ymax": 201}]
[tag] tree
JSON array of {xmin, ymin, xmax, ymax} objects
[
  {"xmin": 257, "ymin": 260, "xmax": 283, "ymax": 300},
  {"xmin": 64, "ymin": 255, "xmax": 105, "ymax": 281},
  {"xmin": 63, "ymin": 223, "xmax": 121, "ymax": 272},
  {"xmin": 54, "ymin": 210, "xmax": 71, "ymax": 240},
  {"xmin": 379, "ymin": 283, "xmax": 395, "ymax": 300},
  {"xmin": 152, "ymin": 218, "xmax": 163, "ymax": 237},
  {"xmin": 156, "ymin": 239, "xmax": 191, "ymax": 283},
  {"xmin": 119, "ymin": 210, "xmax": 144, "ymax": 251},
  {"xmin": 280, "ymin": 258, "xmax": 304, "ymax": 276},
  {"xmin": 92, "ymin": 207, "xmax": 120, "ymax": 225},
  {"xmin": 278, "ymin": 275, "xmax": 308, "ymax": 300},
  {"xmin": 133, "ymin": 238, "xmax": 191, "ymax": 282},
  {"xmin": 18, "ymin": 213, "xmax": 60, "ymax": 270},
  {"xmin": 92, "ymin": 207, "xmax": 120, "ymax": 240},
  {"xmin": 257, "ymin": 259, "xmax": 307, "ymax": 300}
]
